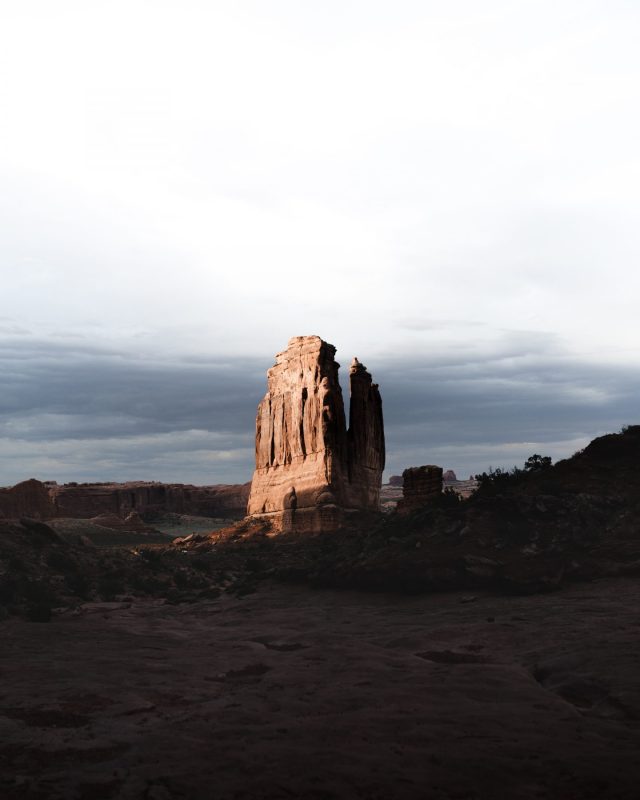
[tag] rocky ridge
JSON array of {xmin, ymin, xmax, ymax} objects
[
  {"xmin": 0, "ymin": 480, "xmax": 250, "ymax": 522},
  {"xmin": 3, "ymin": 427, "xmax": 640, "ymax": 621},
  {"xmin": 181, "ymin": 425, "xmax": 640, "ymax": 596}
]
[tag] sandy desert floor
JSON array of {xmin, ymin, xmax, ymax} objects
[{"xmin": 2, "ymin": 578, "xmax": 640, "ymax": 799}]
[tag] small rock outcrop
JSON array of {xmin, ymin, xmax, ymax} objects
[
  {"xmin": 247, "ymin": 336, "xmax": 385, "ymax": 532},
  {"xmin": 397, "ymin": 465, "xmax": 443, "ymax": 514}
]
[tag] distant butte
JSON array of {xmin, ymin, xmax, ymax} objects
[{"xmin": 247, "ymin": 335, "xmax": 385, "ymax": 532}]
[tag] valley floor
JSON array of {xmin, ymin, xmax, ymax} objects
[{"xmin": 2, "ymin": 578, "xmax": 640, "ymax": 799}]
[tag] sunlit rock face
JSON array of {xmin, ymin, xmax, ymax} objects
[{"xmin": 247, "ymin": 336, "xmax": 385, "ymax": 532}]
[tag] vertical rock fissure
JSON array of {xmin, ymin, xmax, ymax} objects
[
  {"xmin": 282, "ymin": 400, "xmax": 289, "ymax": 465},
  {"xmin": 300, "ymin": 387, "xmax": 307, "ymax": 457}
]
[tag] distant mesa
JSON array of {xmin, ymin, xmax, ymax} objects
[
  {"xmin": 388, "ymin": 475, "xmax": 403, "ymax": 487},
  {"xmin": 247, "ymin": 335, "xmax": 385, "ymax": 532},
  {"xmin": 50, "ymin": 481, "xmax": 249, "ymax": 520},
  {"xmin": 0, "ymin": 479, "xmax": 250, "ymax": 521}
]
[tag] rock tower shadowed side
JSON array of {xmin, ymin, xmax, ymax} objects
[{"xmin": 247, "ymin": 335, "xmax": 385, "ymax": 532}]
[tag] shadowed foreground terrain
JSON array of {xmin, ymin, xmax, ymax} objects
[
  {"xmin": 2, "ymin": 579, "xmax": 640, "ymax": 799},
  {"xmin": 4, "ymin": 427, "xmax": 640, "ymax": 619},
  {"xmin": 3, "ymin": 426, "xmax": 640, "ymax": 797}
]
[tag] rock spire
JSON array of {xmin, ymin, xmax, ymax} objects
[{"xmin": 247, "ymin": 335, "xmax": 385, "ymax": 532}]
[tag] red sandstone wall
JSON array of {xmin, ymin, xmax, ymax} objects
[{"xmin": 0, "ymin": 480, "xmax": 250, "ymax": 520}]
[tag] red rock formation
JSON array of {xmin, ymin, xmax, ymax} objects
[
  {"xmin": 247, "ymin": 336, "xmax": 385, "ymax": 532},
  {"xmin": 50, "ymin": 482, "xmax": 250, "ymax": 519},
  {"xmin": 0, "ymin": 479, "xmax": 57, "ymax": 520},
  {"xmin": 443, "ymin": 470, "xmax": 458, "ymax": 482},
  {"xmin": 347, "ymin": 358, "xmax": 385, "ymax": 510},
  {"xmin": 397, "ymin": 465, "xmax": 443, "ymax": 514},
  {"xmin": 0, "ymin": 479, "xmax": 250, "ymax": 521}
]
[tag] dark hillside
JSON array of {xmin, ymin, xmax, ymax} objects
[{"xmin": 205, "ymin": 425, "xmax": 640, "ymax": 595}]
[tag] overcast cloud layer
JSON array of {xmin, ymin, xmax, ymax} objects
[
  {"xmin": 1, "ymin": 336, "xmax": 637, "ymax": 486},
  {"xmin": 1, "ymin": 2, "xmax": 639, "ymax": 485}
]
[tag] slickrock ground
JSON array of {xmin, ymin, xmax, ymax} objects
[
  {"xmin": 3, "ymin": 426, "xmax": 640, "ymax": 797},
  {"xmin": 2, "ymin": 578, "xmax": 640, "ymax": 799}
]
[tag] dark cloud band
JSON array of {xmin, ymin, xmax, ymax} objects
[{"xmin": 1, "ymin": 337, "xmax": 637, "ymax": 485}]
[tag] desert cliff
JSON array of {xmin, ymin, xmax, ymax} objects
[{"xmin": 0, "ymin": 480, "xmax": 250, "ymax": 521}]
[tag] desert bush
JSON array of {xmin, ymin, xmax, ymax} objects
[
  {"xmin": 138, "ymin": 547, "xmax": 163, "ymax": 564},
  {"xmin": 524, "ymin": 454, "xmax": 552, "ymax": 471},
  {"xmin": 474, "ymin": 466, "xmax": 524, "ymax": 492},
  {"xmin": 475, "ymin": 454, "xmax": 553, "ymax": 494},
  {"xmin": 46, "ymin": 549, "xmax": 78, "ymax": 573},
  {"xmin": 191, "ymin": 556, "xmax": 213, "ymax": 572},
  {"xmin": 438, "ymin": 487, "xmax": 464, "ymax": 507},
  {"xmin": 22, "ymin": 578, "xmax": 54, "ymax": 604},
  {"xmin": 97, "ymin": 573, "xmax": 125, "ymax": 601},
  {"xmin": 65, "ymin": 570, "xmax": 92, "ymax": 600}
]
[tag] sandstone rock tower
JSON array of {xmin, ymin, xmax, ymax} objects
[
  {"xmin": 247, "ymin": 335, "xmax": 385, "ymax": 532},
  {"xmin": 396, "ymin": 466, "xmax": 443, "ymax": 514}
]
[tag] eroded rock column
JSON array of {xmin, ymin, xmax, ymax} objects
[
  {"xmin": 346, "ymin": 357, "xmax": 385, "ymax": 510},
  {"xmin": 397, "ymin": 465, "xmax": 443, "ymax": 514},
  {"xmin": 247, "ymin": 335, "xmax": 385, "ymax": 532}
]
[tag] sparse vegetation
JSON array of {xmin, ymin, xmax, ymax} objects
[
  {"xmin": 524, "ymin": 454, "xmax": 553, "ymax": 472},
  {"xmin": 439, "ymin": 486, "xmax": 464, "ymax": 506},
  {"xmin": 474, "ymin": 454, "xmax": 553, "ymax": 493}
]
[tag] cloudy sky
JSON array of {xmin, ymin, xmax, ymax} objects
[{"xmin": 1, "ymin": 0, "xmax": 639, "ymax": 486}]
